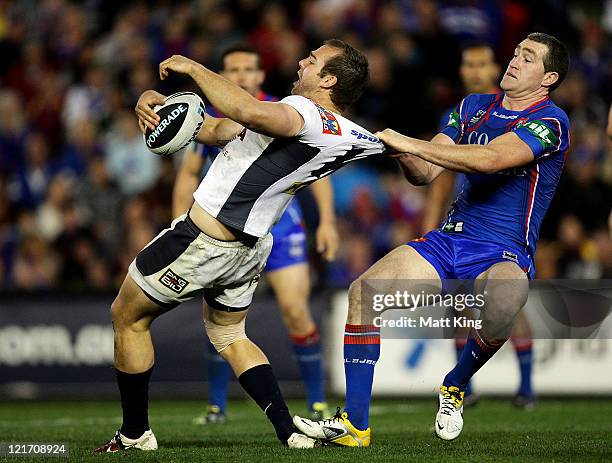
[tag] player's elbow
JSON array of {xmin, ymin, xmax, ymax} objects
[
  {"xmin": 476, "ymin": 152, "xmax": 502, "ymax": 174},
  {"xmin": 235, "ymin": 100, "xmax": 263, "ymax": 130}
]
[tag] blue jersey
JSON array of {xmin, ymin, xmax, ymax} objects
[{"xmin": 439, "ymin": 93, "xmax": 570, "ymax": 257}]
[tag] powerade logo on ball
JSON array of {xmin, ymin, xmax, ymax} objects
[{"xmin": 146, "ymin": 104, "xmax": 188, "ymax": 147}]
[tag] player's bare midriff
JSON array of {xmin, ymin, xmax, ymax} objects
[{"xmin": 189, "ymin": 202, "xmax": 242, "ymax": 242}]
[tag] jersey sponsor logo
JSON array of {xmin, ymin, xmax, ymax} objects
[
  {"xmin": 466, "ymin": 131, "xmax": 489, "ymax": 145},
  {"xmin": 515, "ymin": 119, "xmax": 558, "ymax": 150},
  {"xmin": 492, "ymin": 111, "xmax": 518, "ymax": 120},
  {"xmin": 315, "ymin": 104, "xmax": 342, "ymax": 135},
  {"xmin": 159, "ymin": 268, "xmax": 189, "ymax": 293},
  {"xmin": 350, "ymin": 129, "xmax": 379, "ymax": 142},
  {"xmin": 146, "ymin": 104, "xmax": 188, "ymax": 146}
]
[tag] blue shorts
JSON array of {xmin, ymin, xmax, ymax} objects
[
  {"xmin": 265, "ymin": 201, "xmax": 308, "ymax": 272},
  {"xmin": 407, "ymin": 230, "xmax": 534, "ymax": 290}
]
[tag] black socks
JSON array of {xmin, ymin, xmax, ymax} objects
[
  {"xmin": 116, "ymin": 364, "xmax": 292, "ymax": 443},
  {"xmin": 238, "ymin": 364, "xmax": 293, "ymax": 443},
  {"xmin": 116, "ymin": 366, "xmax": 153, "ymax": 439}
]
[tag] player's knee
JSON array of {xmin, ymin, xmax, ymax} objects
[
  {"xmin": 489, "ymin": 280, "xmax": 528, "ymax": 313},
  {"xmin": 280, "ymin": 302, "xmax": 311, "ymax": 333},
  {"xmin": 348, "ymin": 279, "xmax": 364, "ymax": 312},
  {"xmin": 110, "ymin": 295, "xmax": 127, "ymax": 329},
  {"xmin": 204, "ymin": 310, "xmax": 248, "ymax": 353},
  {"xmin": 110, "ymin": 293, "xmax": 147, "ymax": 333},
  {"xmin": 278, "ymin": 291, "xmax": 308, "ymax": 318}
]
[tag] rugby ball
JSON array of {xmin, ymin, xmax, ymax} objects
[{"xmin": 144, "ymin": 92, "xmax": 205, "ymax": 156}]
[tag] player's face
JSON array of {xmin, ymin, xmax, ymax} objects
[
  {"xmin": 460, "ymin": 47, "xmax": 499, "ymax": 94},
  {"xmin": 222, "ymin": 52, "xmax": 265, "ymax": 97},
  {"xmin": 500, "ymin": 39, "xmax": 552, "ymax": 95},
  {"xmin": 292, "ymin": 45, "xmax": 341, "ymax": 97}
]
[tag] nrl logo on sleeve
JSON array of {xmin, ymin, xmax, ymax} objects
[
  {"xmin": 516, "ymin": 119, "xmax": 557, "ymax": 145},
  {"xmin": 159, "ymin": 268, "xmax": 189, "ymax": 293},
  {"xmin": 315, "ymin": 103, "xmax": 342, "ymax": 135}
]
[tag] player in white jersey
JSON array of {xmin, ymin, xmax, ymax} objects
[
  {"xmin": 95, "ymin": 39, "xmax": 384, "ymax": 452},
  {"xmin": 173, "ymin": 45, "xmax": 337, "ymax": 425}
]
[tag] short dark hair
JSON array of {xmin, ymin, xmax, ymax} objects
[
  {"xmin": 526, "ymin": 32, "xmax": 569, "ymax": 92},
  {"xmin": 220, "ymin": 44, "xmax": 261, "ymax": 69},
  {"xmin": 461, "ymin": 41, "xmax": 495, "ymax": 57},
  {"xmin": 318, "ymin": 39, "xmax": 369, "ymax": 111}
]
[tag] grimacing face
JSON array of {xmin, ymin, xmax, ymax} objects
[
  {"xmin": 500, "ymin": 39, "xmax": 558, "ymax": 96},
  {"xmin": 291, "ymin": 45, "xmax": 341, "ymax": 97},
  {"xmin": 222, "ymin": 52, "xmax": 265, "ymax": 97},
  {"xmin": 460, "ymin": 47, "xmax": 499, "ymax": 94}
]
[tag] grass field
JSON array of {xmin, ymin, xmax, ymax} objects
[{"xmin": 1, "ymin": 398, "xmax": 611, "ymax": 462}]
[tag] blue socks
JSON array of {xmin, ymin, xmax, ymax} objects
[
  {"xmin": 291, "ymin": 328, "xmax": 324, "ymax": 408},
  {"xmin": 207, "ymin": 341, "xmax": 231, "ymax": 413},
  {"xmin": 344, "ymin": 324, "xmax": 380, "ymax": 430},
  {"xmin": 445, "ymin": 329, "xmax": 505, "ymax": 390},
  {"xmin": 455, "ymin": 339, "xmax": 473, "ymax": 396},
  {"xmin": 512, "ymin": 337, "xmax": 534, "ymax": 398}
]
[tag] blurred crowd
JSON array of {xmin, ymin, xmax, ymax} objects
[{"xmin": 0, "ymin": 0, "xmax": 610, "ymax": 291}]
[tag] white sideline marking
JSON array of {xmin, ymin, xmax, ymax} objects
[
  {"xmin": 369, "ymin": 403, "xmax": 420, "ymax": 415},
  {"xmin": 0, "ymin": 412, "xmax": 252, "ymax": 427}
]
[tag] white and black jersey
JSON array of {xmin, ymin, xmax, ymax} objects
[{"xmin": 193, "ymin": 95, "xmax": 385, "ymax": 237}]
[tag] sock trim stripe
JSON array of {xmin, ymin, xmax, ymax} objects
[
  {"xmin": 471, "ymin": 328, "xmax": 505, "ymax": 351},
  {"xmin": 344, "ymin": 335, "xmax": 380, "ymax": 344},
  {"xmin": 513, "ymin": 344, "xmax": 533, "ymax": 353},
  {"xmin": 290, "ymin": 328, "xmax": 321, "ymax": 346},
  {"xmin": 511, "ymin": 338, "xmax": 533, "ymax": 351},
  {"xmin": 345, "ymin": 324, "xmax": 380, "ymax": 333}
]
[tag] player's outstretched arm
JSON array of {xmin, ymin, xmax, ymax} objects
[
  {"xmin": 421, "ymin": 170, "xmax": 456, "ymax": 233},
  {"xmin": 310, "ymin": 177, "xmax": 339, "ymax": 262},
  {"xmin": 195, "ymin": 116, "xmax": 243, "ymax": 146},
  {"xmin": 387, "ymin": 133, "xmax": 450, "ymax": 185},
  {"xmin": 159, "ymin": 55, "xmax": 304, "ymax": 138},
  {"xmin": 378, "ymin": 129, "xmax": 534, "ymax": 174}
]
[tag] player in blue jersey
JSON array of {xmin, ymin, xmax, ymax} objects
[
  {"xmin": 293, "ymin": 32, "xmax": 570, "ymax": 445},
  {"xmin": 172, "ymin": 45, "xmax": 337, "ymax": 424},
  {"xmin": 423, "ymin": 42, "xmax": 536, "ymax": 409}
]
